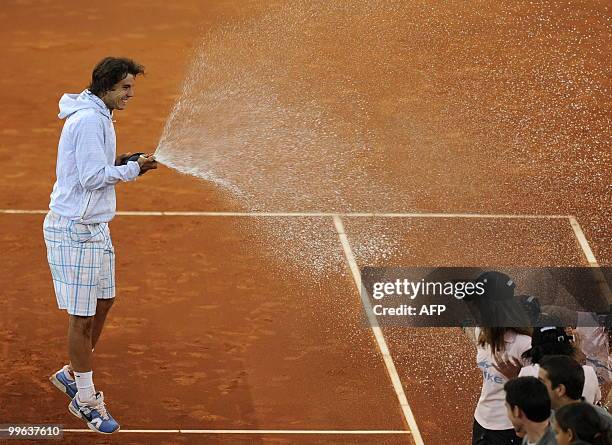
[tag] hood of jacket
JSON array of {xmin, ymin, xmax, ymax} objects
[{"xmin": 58, "ymin": 89, "xmax": 111, "ymax": 120}]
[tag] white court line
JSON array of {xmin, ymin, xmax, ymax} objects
[
  {"xmin": 333, "ymin": 215, "xmax": 424, "ymax": 445},
  {"xmin": 569, "ymin": 217, "xmax": 599, "ymax": 266},
  {"xmin": 569, "ymin": 217, "xmax": 612, "ymax": 305},
  {"xmin": 0, "ymin": 209, "xmax": 572, "ymax": 219},
  {"xmin": 62, "ymin": 429, "xmax": 411, "ymax": 435}
]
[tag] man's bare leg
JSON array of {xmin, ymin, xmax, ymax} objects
[
  {"xmin": 68, "ymin": 315, "xmax": 94, "ymax": 372},
  {"xmin": 92, "ymin": 298, "xmax": 114, "ymax": 350},
  {"xmin": 67, "ymin": 298, "xmax": 114, "ymax": 374},
  {"xmin": 67, "ymin": 314, "xmax": 97, "ymax": 402}
]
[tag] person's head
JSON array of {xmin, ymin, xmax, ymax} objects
[
  {"xmin": 552, "ymin": 402, "xmax": 610, "ymax": 445},
  {"xmin": 88, "ymin": 57, "xmax": 145, "ymax": 111},
  {"xmin": 522, "ymin": 325, "xmax": 574, "ymax": 364},
  {"xmin": 538, "ymin": 355, "xmax": 584, "ymax": 409},
  {"xmin": 474, "ymin": 271, "xmax": 531, "ymax": 327},
  {"xmin": 504, "ymin": 377, "xmax": 551, "ymax": 436}
]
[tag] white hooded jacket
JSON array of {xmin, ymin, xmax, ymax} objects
[{"xmin": 49, "ymin": 90, "xmax": 140, "ymax": 223}]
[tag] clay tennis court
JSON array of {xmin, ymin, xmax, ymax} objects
[{"xmin": 0, "ymin": 1, "xmax": 609, "ymax": 444}]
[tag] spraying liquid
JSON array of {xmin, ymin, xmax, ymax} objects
[{"xmin": 154, "ymin": 0, "xmax": 609, "ymax": 273}]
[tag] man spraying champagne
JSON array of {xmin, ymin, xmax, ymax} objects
[{"xmin": 43, "ymin": 57, "xmax": 157, "ymax": 434}]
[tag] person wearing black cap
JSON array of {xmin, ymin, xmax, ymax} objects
[
  {"xmin": 471, "ymin": 271, "xmax": 533, "ymax": 445},
  {"xmin": 518, "ymin": 325, "xmax": 601, "ymax": 404}
]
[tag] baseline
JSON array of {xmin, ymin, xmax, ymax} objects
[
  {"xmin": 60, "ymin": 429, "xmax": 412, "ymax": 435},
  {"xmin": 0, "ymin": 209, "xmax": 571, "ymax": 219}
]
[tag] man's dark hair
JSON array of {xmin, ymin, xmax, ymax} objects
[
  {"xmin": 504, "ymin": 377, "xmax": 551, "ymax": 422},
  {"xmin": 539, "ymin": 355, "xmax": 584, "ymax": 400},
  {"xmin": 89, "ymin": 57, "xmax": 145, "ymax": 97},
  {"xmin": 554, "ymin": 403, "xmax": 610, "ymax": 445}
]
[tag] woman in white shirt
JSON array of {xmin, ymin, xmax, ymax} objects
[{"xmin": 473, "ymin": 327, "xmax": 532, "ymax": 445}]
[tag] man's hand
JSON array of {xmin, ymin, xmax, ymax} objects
[
  {"xmin": 115, "ymin": 152, "xmax": 133, "ymax": 166},
  {"xmin": 493, "ymin": 353, "xmax": 523, "ymax": 380},
  {"xmin": 137, "ymin": 153, "xmax": 158, "ymax": 176}
]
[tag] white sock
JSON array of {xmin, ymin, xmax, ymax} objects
[{"xmin": 74, "ymin": 371, "xmax": 96, "ymax": 402}]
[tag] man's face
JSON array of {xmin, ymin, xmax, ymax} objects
[
  {"xmin": 101, "ymin": 73, "xmax": 135, "ymax": 111},
  {"xmin": 505, "ymin": 402, "xmax": 526, "ymax": 437},
  {"xmin": 538, "ymin": 367, "xmax": 562, "ymax": 409}
]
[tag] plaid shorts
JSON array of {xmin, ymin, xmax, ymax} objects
[{"xmin": 43, "ymin": 211, "xmax": 115, "ymax": 316}]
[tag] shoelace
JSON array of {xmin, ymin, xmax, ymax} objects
[{"xmin": 91, "ymin": 394, "xmax": 110, "ymax": 421}]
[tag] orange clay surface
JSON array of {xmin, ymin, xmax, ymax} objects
[{"xmin": 0, "ymin": 1, "xmax": 608, "ymax": 445}]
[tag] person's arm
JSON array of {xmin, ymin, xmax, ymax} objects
[
  {"xmin": 116, "ymin": 152, "xmax": 158, "ymax": 174},
  {"xmin": 115, "ymin": 152, "xmax": 133, "ymax": 166},
  {"xmin": 74, "ymin": 115, "xmax": 140, "ymax": 190},
  {"xmin": 136, "ymin": 153, "xmax": 157, "ymax": 175},
  {"xmin": 493, "ymin": 332, "xmax": 532, "ymax": 379},
  {"xmin": 493, "ymin": 354, "xmax": 522, "ymax": 380}
]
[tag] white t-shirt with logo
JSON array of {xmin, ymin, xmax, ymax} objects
[
  {"xmin": 519, "ymin": 363, "xmax": 602, "ymax": 404},
  {"xmin": 474, "ymin": 328, "xmax": 532, "ymax": 430}
]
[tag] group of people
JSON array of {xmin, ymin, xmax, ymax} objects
[{"xmin": 470, "ymin": 323, "xmax": 611, "ymax": 445}]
